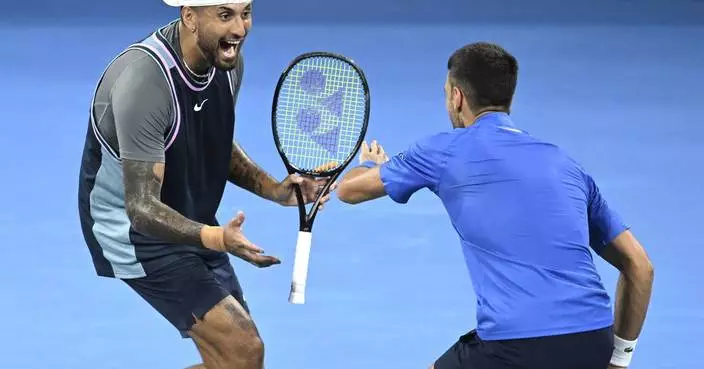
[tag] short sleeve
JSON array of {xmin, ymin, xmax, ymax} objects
[
  {"xmin": 111, "ymin": 53, "xmax": 173, "ymax": 163},
  {"xmin": 379, "ymin": 132, "xmax": 454, "ymax": 204},
  {"xmin": 585, "ymin": 173, "xmax": 630, "ymax": 252}
]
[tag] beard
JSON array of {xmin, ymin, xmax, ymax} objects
[
  {"xmin": 195, "ymin": 30, "xmax": 242, "ymax": 71},
  {"xmin": 449, "ymin": 110, "xmax": 464, "ymax": 129}
]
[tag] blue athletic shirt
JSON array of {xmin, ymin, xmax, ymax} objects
[{"xmin": 379, "ymin": 112, "xmax": 628, "ymax": 340}]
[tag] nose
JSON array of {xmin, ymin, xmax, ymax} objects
[{"xmin": 230, "ymin": 16, "xmax": 247, "ymax": 39}]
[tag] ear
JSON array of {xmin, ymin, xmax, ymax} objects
[
  {"xmin": 451, "ymin": 86, "xmax": 464, "ymax": 111},
  {"xmin": 181, "ymin": 6, "xmax": 198, "ymax": 33}
]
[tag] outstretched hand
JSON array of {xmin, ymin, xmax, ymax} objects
[
  {"xmin": 222, "ymin": 212, "xmax": 281, "ymax": 268},
  {"xmin": 359, "ymin": 140, "xmax": 389, "ymax": 165}
]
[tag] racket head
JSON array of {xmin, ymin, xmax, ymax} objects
[{"xmin": 272, "ymin": 51, "xmax": 370, "ymax": 177}]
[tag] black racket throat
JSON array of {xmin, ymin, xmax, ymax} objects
[{"xmin": 292, "ymin": 169, "xmax": 343, "ymax": 232}]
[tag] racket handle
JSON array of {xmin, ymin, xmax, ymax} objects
[{"xmin": 289, "ymin": 231, "xmax": 312, "ymax": 304}]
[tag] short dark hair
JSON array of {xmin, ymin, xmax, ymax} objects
[{"xmin": 447, "ymin": 42, "xmax": 518, "ymax": 113}]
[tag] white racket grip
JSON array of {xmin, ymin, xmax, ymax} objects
[{"xmin": 289, "ymin": 231, "xmax": 312, "ymax": 304}]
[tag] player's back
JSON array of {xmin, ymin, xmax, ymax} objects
[{"xmin": 434, "ymin": 113, "xmax": 619, "ymax": 340}]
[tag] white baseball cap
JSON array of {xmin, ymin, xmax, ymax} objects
[{"xmin": 163, "ymin": 0, "xmax": 251, "ymax": 6}]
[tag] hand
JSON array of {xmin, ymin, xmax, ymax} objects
[
  {"xmin": 223, "ymin": 212, "xmax": 281, "ymax": 267},
  {"xmin": 273, "ymin": 162, "xmax": 338, "ymax": 208},
  {"xmin": 359, "ymin": 140, "xmax": 389, "ymax": 165}
]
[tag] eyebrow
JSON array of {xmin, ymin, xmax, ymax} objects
[{"xmin": 216, "ymin": 4, "xmax": 251, "ymax": 12}]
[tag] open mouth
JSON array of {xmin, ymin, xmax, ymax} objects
[{"xmin": 219, "ymin": 39, "xmax": 241, "ymax": 60}]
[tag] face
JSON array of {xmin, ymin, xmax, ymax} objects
[
  {"xmin": 444, "ymin": 75, "xmax": 464, "ymax": 129},
  {"xmin": 189, "ymin": 3, "xmax": 252, "ymax": 71}
]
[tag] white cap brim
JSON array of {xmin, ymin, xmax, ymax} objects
[{"xmin": 163, "ymin": 0, "xmax": 251, "ymax": 6}]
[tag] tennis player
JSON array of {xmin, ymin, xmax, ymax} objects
[
  {"xmin": 336, "ymin": 42, "xmax": 654, "ymax": 369},
  {"xmin": 77, "ymin": 1, "xmax": 332, "ymax": 368}
]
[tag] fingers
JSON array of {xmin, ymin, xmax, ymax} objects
[
  {"xmin": 223, "ymin": 212, "xmax": 280, "ymax": 267},
  {"xmin": 300, "ymin": 175, "xmax": 333, "ymax": 191},
  {"xmin": 360, "ymin": 139, "xmax": 388, "ymax": 163},
  {"xmin": 226, "ymin": 213, "xmax": 266, "ymax": 255},
  {"xmin": 282, "ymin": 173, "xmax": 304, "ymax": 186},
  {"xmin": 243, "ymin": 252, "xmax": 281, "ymax": 268},
  {"xmin": 237, "ymin": 248, "xmax": 281, "ymax": 268},
  {"xmin": 359, "ymin": 140, "xmax": 370, "ymax": 162},
  {"xmin": 376, "ymin": 141, "xmax": 386, "ymax": 157},
  {"xmin": 364, "ymin": 139, "xmax": 381, "ymax": 154},
  {"xmin": 288, "ymin": 163, "xmax": 342, "ymax": 207},
  {"xmin": 318, "ymin": 192, "xmax": 331, "ymax": 211},
  {"xmin": 240, "ymin": 240, "xmax": 264, "ymax": 254},
  {"xmin": 292, "ymin": 178, "xmax": 334, "ymax": 210},
  {"xmin": 370, "ymin": 140, "xmax": 379, "ymax": 154},
  {"xmin": 228, "ymin": 211, "xmax": 246, "ymax": 228},
  {"xmin": 370, "ymin": 140, "xmax": 387, "ymax": 158},
  {"xmin": 229, "ymin": 237, "xmax": 267, "ymax": 259},
  {"xmin": 313, "ymin": 161, "xmax": 338, "ymax": 173}
]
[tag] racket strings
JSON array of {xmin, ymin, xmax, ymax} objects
[{"xmin": 275, "ymin": 56, "xmax": 367, "ymax": 172}]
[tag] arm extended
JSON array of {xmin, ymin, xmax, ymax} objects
[
  {"xmin": 338, "ymin": 137, "xmax": 450, "ymax": 205},
  {"xmin": 337, "ymin": 165, "xmax": 387, "ymax": 204}
]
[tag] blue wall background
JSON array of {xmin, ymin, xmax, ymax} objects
[{"xmin": 3, "ymin": 0, "xmax": 703, "ymax": 25}]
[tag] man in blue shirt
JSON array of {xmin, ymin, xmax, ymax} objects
[{"xmin": 336, "ymin": 42, "xmax": 654, "ymax": 369}]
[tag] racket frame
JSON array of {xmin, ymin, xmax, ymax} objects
[
  {"xmin": 271, "ymin": 51, "xmax": 370, "ymax": 304},
  {"xmin": 271, "ymin": 51, "xmax": 370, "ymax": 233}
]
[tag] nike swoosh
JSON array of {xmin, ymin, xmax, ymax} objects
[{"xmin": 194, "ymin": 99, "xmax": 209, "ymax": 112}]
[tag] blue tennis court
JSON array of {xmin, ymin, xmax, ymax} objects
[{"xmin": 1, "ymin": 1, "xmax": 703, "ymax": 368}]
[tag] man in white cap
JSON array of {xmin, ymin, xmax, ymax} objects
[{"xmin": 77, "ymin": 1, "xmax": 330, "ymax": 367}]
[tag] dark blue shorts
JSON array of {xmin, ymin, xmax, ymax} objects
[
  {"xmin": 122, "ymin": 253, "xmax": 248, "ymax": 338},
  {"xmin": 434, "ymin": 326, "xmax": 614, "ymax": 369}
]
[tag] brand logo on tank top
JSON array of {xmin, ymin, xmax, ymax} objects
[{"xmin": 194, "ymin": 99, "xmax": 209, "ymax": 112}]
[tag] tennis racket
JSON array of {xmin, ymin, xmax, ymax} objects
[{"xmin": 272, "ymin": 51, "xmax": 370, "ymax": 304}]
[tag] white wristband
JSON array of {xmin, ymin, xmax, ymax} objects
[{"xmin": 610, "ymin": 335, "xmax": 637, "ymax": 367}]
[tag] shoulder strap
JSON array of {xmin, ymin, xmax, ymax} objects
[{"xmin": 128, "ymin": 33, "xmax": 182, "ymax": 150}]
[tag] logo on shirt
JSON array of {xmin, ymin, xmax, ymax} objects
[
  {"xmin": 498, "ymin": 126, "xmax": 522, "ymax": 134},
  {"xmin": 194, "ymin": 99, "xmax": 209, "ymax": 112}
]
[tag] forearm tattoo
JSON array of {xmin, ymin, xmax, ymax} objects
[
  {"xmin": 123, "ymin": 159, "xmax": 204, "ymax": 246},
  {"xmin": 228, "ymin": 143, "xmax": 279, "ymax": 200}
]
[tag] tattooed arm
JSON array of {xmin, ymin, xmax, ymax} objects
[
  {"xmin": 227, "ymin": 141, "xmax": 339, "ymax": 209},
  {"xmin": 224, "ymin": 57, "xmax": 289, "ymax": 204},
  {"xmin": 227, "ymin": 142, "xmax": 281, "ymax": 202},
  {"xmin": 123, "ymin": 160, "xmax": 207, "ymax": 246},
  {"xmin": 110, "ymin": 53, "xmax": 216, "ymax": 249}
]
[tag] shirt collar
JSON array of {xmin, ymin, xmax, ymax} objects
[{"xmin": 473, "ymin": 111, "xmax": 514, "ymax": 128}]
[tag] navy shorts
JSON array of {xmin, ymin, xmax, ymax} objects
[
  {"xmin": 434, "ymin": 326, "xmax": 614, "ymax": 369},
  {"xmin": 123, "ymin": 253, "xmax": 248, "ymax": 338}
]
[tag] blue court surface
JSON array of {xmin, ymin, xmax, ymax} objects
[{"xmin": 1, "ymin": 3, "xmax": 703, "ymax": 368}]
